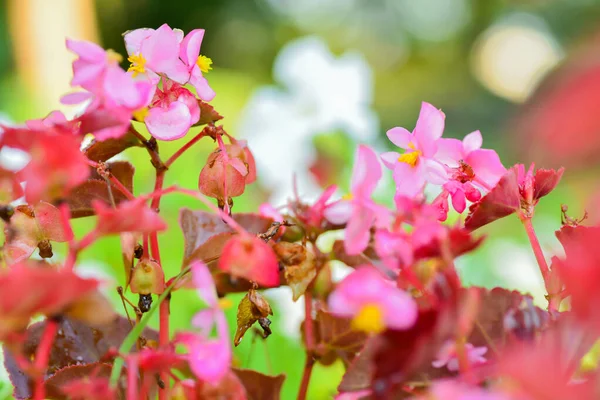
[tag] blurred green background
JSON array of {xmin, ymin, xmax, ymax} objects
[{"xmin": 1, "ymin": 0, "xmax": 600, "ymax": 398}]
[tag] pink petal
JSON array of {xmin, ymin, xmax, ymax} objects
[
  {"xmin": 229, "ymin": 157, "xmax": 248, "ymax": 176},
  {"xmin": 70, "ymin": 59, "xmax": 105, "ymax": 89},
  {"xmin": 191, "ymin": 309, "xmax": 217, "ymax": 337},
  {"xmin": 141, "ymin": 24, "xmax": 190, "ymax": 83},
  {"xmin": 414, "ymin": 102, "xmax": 445, "ymax": 157},
  {"xmin": 177, "ymin": 91, "xmax": 201, "ymax": 125},
  {"xmin": 423, "ymin": 159, "xmax": 448, "ymax": 185},
  {"xmin": 145, "ymin": 101, "xmax": 192, "ymax": 141},
  {"xmin": 380, "ymin": 151, "xmax": 400, "ymax": 170},
  {"xmin": 467, "ymin": 149, "xmax": 506, "ymax": 189},
  {"xmin": 350, "ymin": 145, "xmax": 381, "ymax": 198},
  {"xmin": 186, "ymin": 337, "xmax": 231, "ymax": 384},
  {"xmin": 60, "ymin": 91, "xmax": 93, "ymax": 105},
  {"xmin": 392, "ymin": 162, "xmax": 425, "ymax": 198},
  {"xmin": 66, "ymin": 39, "xmax": 105, "ymax": 61},
  {"xmin": 103, "ymin": 66, "xmax": 144, "ymax": 109},
  {"xmin": 462, "ymin": 130, "xmax": 482, "ymax": 154},
  {"xmin": 344, "ymin": 207, "xmax": 374, "ymax": 255},
  {"xmin": 435, "ymin": 138, "xmax": 463, "ymax": 166},
  {"xmin": 381, "ymin": 287, "xmax": 418, "ymax": 330},
  {"xmin": 450, "ymin": 189, "xmax": 466, "ymax": 213},
  {"xmin": 180, "ymin": 29, "xmax": 205, "ymax": 66},
  {"xmin": 191, "ymin": 261, "xmax": 218, "ymax": 307},
  {"xmin": 386, "ymin": 127, "xmax": 412, "ymax": 149},
  {"xmin": 123, "ymin": 28, "xmax": 155, "ymax": 55},
  {"xmin": 190, "ymin": 68, "xmax": 216, "ymax": 101},
  {"xmin": 323, "ymin": 200, "xmax": 353, "ymax": 225}
]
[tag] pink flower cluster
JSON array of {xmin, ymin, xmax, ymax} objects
[{"xmin": 64, "ymin": 23, "xmax": 214, "ymax": 141}]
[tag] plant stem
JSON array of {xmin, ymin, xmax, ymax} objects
[
  {"xmin": 297, "ymin": 357, "xmax": 314, "ymax": 400},
  {"xmin": 165, "ymin": 129, "xmax": 207, "ymax": 167},
  {"xmin": 158, "ymin": 298, "xmax": 170, "ymax": 400},
  {"xmin": 109, "ymin": 266, "xmax": 191, "ymax": 387},
  {"xmin": 297, "ymin": 292, "xmax": 315, "ymax": 400},
  {"xmin": 33, "ymin": 318, "xmax": 59, "ymax": 400},
  {"xmin": 127, "ymin": 357, "xmax": 139, "ymax": 400},
  {"xmin": 521, "ymin": 217, "xmax": 558, "ymax": 312},
  {"xmin": 109, "ymin": 175, "xmax": 136, "ymax": 201}
]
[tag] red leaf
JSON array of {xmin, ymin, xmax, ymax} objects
[
  {"xmin": 233, "ymin": 368, "xmax": 285, "ymax": 400},
  {"xmin": 83, "ymin": 130, "xmax": 142, "ymax": 162},
  {"xmin": 464, "ymin": 166, "xmax": 520, "ymax": 231},
  {"xmin": 3, "ymin": 316, "xmax": 158, "ymax": 399},
  {"xmin": 94, "ymin": 198, "xmax": 167, "ymax": 235},
  {"xmin": 533, "ymin": 167, "xmax": 564, "ymax": 200},
  {"xmin": 0, "ymin": 264, "xmax": 113, "ymax": 340}
]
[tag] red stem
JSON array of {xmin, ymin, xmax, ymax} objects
[
  {"xmin": 158, "ymin": 298, "xmax": 170, "ymax": 399},
  {"xmin": 165, "ymin": 130, "xmax": 206, "ymax": 167},
  {"xmin": 297, "ymin": 357, "xmax": 314, "ymax": 400},
  {"xmin": 521, "ymin": 217, "xmax": 557, "ymax": 312},
  {"xmin": 109, "ymin": 175, "xmax": 136, "ymax": 201},
  {"xmin": 33, "ymin": 319, "xmax": 59, "ymax": 400}
]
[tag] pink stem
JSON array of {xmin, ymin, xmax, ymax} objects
[
  {"xmin": 165, "ymin": 130, "xmax": 207, "ymax": 167},
  {"xmin": 109, "ymin": 175, "xmax": 136, "ymax": 201},
  {"xmin": 33, "ymin": 319, "xmax": 59, "ymax": 400},
  {"xmin": 297, "ymin": 292, "xmax": 315, "ymax": 400},
  {"xmin": 521, "ymin": 217, "xmax": 558, "ymax": 312}
]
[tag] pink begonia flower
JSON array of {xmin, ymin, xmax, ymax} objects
[
  {"xmin": 324, "ymin": 145, "xmax": 389, "ymax": 255},
  {"xmin": 432, "ymin": 340, "xmax": 488, "ymax": 371},
  {"xmin": 178, "ymin": 261, "xmax": 231, "ymax": 384},
  {"xmin": 328, "ymin": 266, "xmax": 418, "ymax": 334},
  {"xmin": 179, "ymin": 29, "xmax": 216, "ymax": 101},
  {"xmin": 123, "ymin": 24, "xmax": 189, "ymax": 84},
  {"xmin": 381, "ymin": 102, "xmax": 448, "ymax": 199},
  {"xmin": 437, "ymin": 130, "xmax": 506, "ymax": 191},
  {"xmin": 64, "ymin": 39, "xmax": 154, "ymax": 140},
  {"xmin": 295, "ymin": 184, "xmax": 337, "ymax": 229},
  {"xmin": 144, "ymin": 79, "xmax": 200, "ymax": 140},
  {"xmin": 374, "ymin": 229, "xmax": 413, "ymax": 270}
]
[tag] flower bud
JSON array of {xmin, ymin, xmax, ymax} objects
[
  {"xmin": 218, "ymin": 235, "xmax": 279, "ymax": 287},
  {"xmin": 130, "ymin": 259, "xmax": 165, "ymax": 295}
]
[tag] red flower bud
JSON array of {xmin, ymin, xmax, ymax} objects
[{"xmin": 218, "ymin": 235, "xmax": 279, "ymax": 287}]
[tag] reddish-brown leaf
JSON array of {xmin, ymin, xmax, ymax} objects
[
  {"xmin": 3, "ymin": 316, "xmax": 158, "ymax": 399},
  {"xmin": 195, "ymin": 100, "xmax": 224, "ymax": 126},
  {"xmin": 464, "ymin": 166, "xmax": 520, "ymax": 231},
  {"xmin": 83, "ymin": 130, "xmax": 142, "ymax": 162},
  {"xmin": 533, "ymin": 167, "xmax": 564, "ymax": 200},
  {"xmin": 233, "ymin": 368, "xmax": 285, "ymax": 400},
  {"xmin": 44, "ymin": 363, "xmax": 118, "ymax": 400},
  {"xmin": 179, "ymin": 208, "xmax": 272, "ymax": 265}
]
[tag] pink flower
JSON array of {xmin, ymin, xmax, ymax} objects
[
  {"xmin": 425, "ymin": 380, "xmax": 512, "ymax": 400},
  {"xmin": 328, "ymin": 266, "xmax": 418, "ymax": 333},
  {"xmin": 432, "ymin": 340, "xmax": 488, "ymax": 371},
  {"xmin": 437, "ymin": 130, "xmax": 506, "ymax": 191},
  {"xmin": 144, "ymin": 79, "xmax": 200, "ymax": 140},
  {"xmin": 179, "ymin": 29, "xmax": 216, "ymax": 101},
  {"xmin": 93, "ymin": 199, "xmax": 167, "ymax": 235},
  {"xmin": 218, "ymin": 235, "xmax": 280, "ymax": 287},
  {"xmin": 178, "ymin": 261, "xmax": 231, "ymax": 384},
  {"xmin": 374, "ymin": 229, "xmax": 413, "ymax": 270},
  {"xmin": 123, "ymin": 24, "xmax": 190, "ymax": 84},
  {"xmin": 64, "ymin": 39, "xmax": 154, "ymax": 140},
  {"xmin": 381, "ymin": 102, "xmax": 448, "ymax": 198},
  {"xmin": 324, "ymin": 145, "xmax": 389, "ymax": 255}
]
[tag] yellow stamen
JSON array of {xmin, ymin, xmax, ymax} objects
[
  {"xmin": 196, "ymin": 55, "xmax": 213, "ymax": 74},
  {"xmin": 127, "ymin": 53, "xmax": 147, "ymax": 77},
  {"xmin": 132, "ymin": 107, "xmax": 148, "ymax": 122},
  {"xmin": 351, "ymin": 304, "xmax": 385, "ymax": 334},
  {"xmin": 397, "ymin": 142, "xmax": 421, "ymax": 167},
  {"xmin": 342, "ymin": 193, "xmax": 353, "ymax": 201},
  {"xmin": 218, "ymin": 298, "xmax": 233, "ymax": 310},
  {"xmin": 106, "ymin": 49, "xmax": 123, "ymax": 64}
]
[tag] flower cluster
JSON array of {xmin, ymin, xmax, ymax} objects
[{"xmin": 0, "ymin": 22, "xmax": 598, "ymax": 400}]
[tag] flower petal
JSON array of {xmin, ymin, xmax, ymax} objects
[
  {"xmin": 462, "ymin": 130, "xmax": 482, "ymax": 154},
  {"xmin": 190, "ymin": 67, "xmax": 216, "ymax": 101},
  {"xmin": 350, "ymin": 145, "xmax": 381, "ymax": 197},
  {"xmin": 145, "ymin": 101, "xmax": 192, "ymax": 141},
  {"xmin": 380, "ymin": 151, "xmax": 400, "ymax": 170},
  {"xmin": 323, "ymin": 200, "xmax": 353, "ymax": 224},
  {"xmin": 180, "ymin": 29, "xmax": 205, "ymax": 66},
  {"xmin": 414, "ymin": 101, "xmax": 445, "ymax": 156},
  {"xmin": 467, "ymin": 149, "xmax": 506, "ymax": 189},
  {"xmin": 123, "ymin": 28, "xmax": 155, "ymax": 56},
  {"xmin": 386, "ymin": 127, "xmax": 412, "ymax": 149}
]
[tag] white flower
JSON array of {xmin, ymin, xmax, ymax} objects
[{"xmin": 238, "ymin": 36, "xmax": 378, "ymax": 204}]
